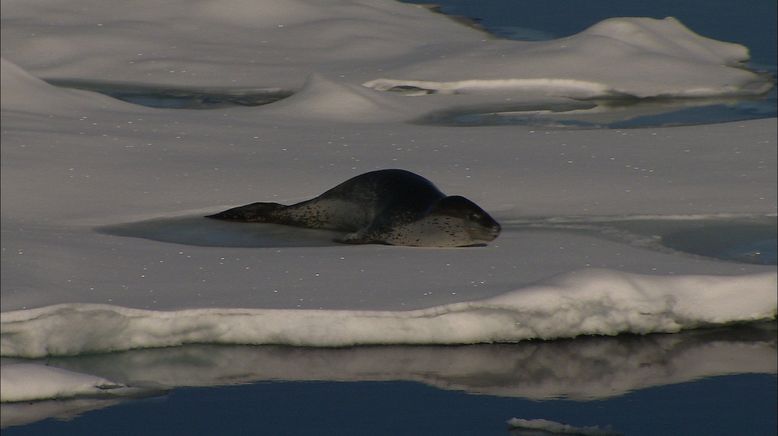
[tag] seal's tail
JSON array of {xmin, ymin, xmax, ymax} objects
[{"xmin": 205, "ymin": 202, "xmax": 285, "ymax": 222}]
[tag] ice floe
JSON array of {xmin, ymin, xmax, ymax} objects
[
  {"xmin": 363, "ymin": 17, "xmax": 773, "ymax": 100},
  {"xmin": 1, "ymin": 0, "xmax": 775, "ymax": 410}
]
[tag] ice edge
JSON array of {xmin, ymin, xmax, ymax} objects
[{"xmin": 2, "ymin": 269, "xmax": 775, "ymax": 358}]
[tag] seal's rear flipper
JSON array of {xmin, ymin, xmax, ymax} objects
[{"xmin": 205, "ymin": 202, "xmax": 284, "ymax": 222}]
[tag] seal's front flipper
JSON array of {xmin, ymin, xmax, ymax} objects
[
  {"xmin": 335, "ymin": 231, "xmax": 387, "ymax": 245},
  {"xmin": 334, "ymin": 231, "xmax": 367, "ymax": 244},
  {"xmin": 205, "ymin": 202, "xmax": 284, "ymax": 222}
]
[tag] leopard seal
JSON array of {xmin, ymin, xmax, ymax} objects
[{"xmin": 205, "ymin": 169, "xmax": 501, "ymax": 247}]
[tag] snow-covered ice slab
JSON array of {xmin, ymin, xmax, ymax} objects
[
  {"xmin": 2, "ymin": 269, "xmax": 774, "ymax": 357},
  {"xmin": 363, "ymin": 17, "xmax": 773, "ymax": 99},
  {"xmin": 1, "ymin": 0, "xmax": 776, "ymax": 406}
]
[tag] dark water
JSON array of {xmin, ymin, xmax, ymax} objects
[{"xmin": 3, "ymin": 376, "xmax": 776, "ymax": 435}]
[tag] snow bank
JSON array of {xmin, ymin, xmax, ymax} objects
[
  {"xmin": 262, "ymin": 73, "xmax": 410, "ymax": 122},
  {"xmin": 0, "ymin": 58, "xmax": 128, "ymax": 114},
  {"xmin": 2, "ymin": 269, "xmax": 774, "ymax": 358}
]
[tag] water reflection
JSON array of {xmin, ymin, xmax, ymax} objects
[
  {"xmin": 1, "ymin": 322, "xmax": 774, "ymax": 428},
  {"xmin": 508, "ymin": 418, "xmax": 622, "ymax": 436}
]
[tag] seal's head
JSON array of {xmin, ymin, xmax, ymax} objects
[
  {"xmin": 370, "ymin": 195, "xmax": 501, "ymax": 247},
  {"xmin": 428, "ymin": 195, "xmax": 502, "ymax": 245}
]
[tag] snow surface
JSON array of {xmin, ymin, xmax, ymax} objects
[{"xmin": 1, "ymin": 0, "xmax": 776, "ymax": 403}]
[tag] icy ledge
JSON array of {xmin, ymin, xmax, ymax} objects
[
  {"xmin": 363, "ymin": 17, "xmax": 774, "ymax": 99},
  {"xmin": 2, "ymin": 269, "xmax": 775, "ymax": 358}
]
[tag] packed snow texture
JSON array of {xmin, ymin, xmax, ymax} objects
[{"xmin": 1, "ymin": 0, "xmax": 776, "ymax": 403}]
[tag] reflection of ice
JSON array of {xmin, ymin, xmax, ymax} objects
[
  {"xmin": 2, "ymin": 322, "xmax": 773, "ymax": 426},
  {"xmin": 0, "ymin": 364, "xmax": 126, "ymax": 403},
  {"xmin": 1, "ymin": 398, "xmax": 124, "ymax": 429},
  {"xmin": 508, "ymin": 418, "xmax": 621, "ymax": 436}
]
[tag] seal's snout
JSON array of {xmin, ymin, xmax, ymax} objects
[
  {"xmin": 468, "ymin": 217, "xmax": 501, "ymax": 242},
  {"xmin": 479, "ymin": 215, "xmax": 501, "ymax": 239},
  {"xmin": 485, "ymin": 224, "xmax": 501, "ymax": 241}
]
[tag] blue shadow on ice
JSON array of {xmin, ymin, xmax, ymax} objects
[
  {"xmin": 98, "ymin": 216, "xmax": 345, "ymax": 248},
  {"xmin": 502, "ymin": 215, "xmax": 777, "ymax": 266},
  {"xmin": 46, "ymin": 79, "xmax": 293, "ymax": 109},
  {"xmin": 661, "ymin": 222, "xmax": 778, "ymax": 265},
  {"xmin": 98, "ymin": 215, "xmax": 777, "ymax": 265}
]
